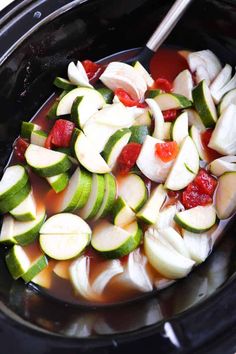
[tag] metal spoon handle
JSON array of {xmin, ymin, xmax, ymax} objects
[{"xmin": 146, "ymin": 0, "xmax": 193, "ymax": 52}]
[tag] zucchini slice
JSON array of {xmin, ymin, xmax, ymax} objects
[
  {"xmin": 190, "ymin": 125, "xmax": 208, "ymax": 161},
  {"xmin": 171, "ymin": 111, "xmax": 189, "ymax": 145},
  {"xmin": 40, "ymin": 213, "xmax": 91, "ymax": 235},
  {"xmin": 118, "ymin": 173, "xmax": 147, "ymax": 212},
  {"xmin": 46, "ymin": 173, "xmax": 69, "ymax": 193},
  {"xmin": 0, "ymin": 182, "xmax": 31, "ymax": 214},
  {"xmin": 21, "ymin": 121, "xmax": 40, "ymax": 139},
  {"xmin": 174, "ymin": 205, "xmax": 216, "ymax": 233},
  {"xmin": 30, "ymin": 130, "xmax": 48, "ymax": 147},
  {"xmin": 25, "ymin": 145, "xmax": 72, "ymax": 177},
  {"xmin": 153, "ymin": 93, "xmax": 192, "ymax": 110},
  {"xmin": 129, "ymin": 125, "xmax": 149, "ymax": 144},
  {"xmin": 0, "ymin": 165, "xmax": 28, "ymax": 201},
  {"xmin": 10, "ymin": 192, "xmax": 37, "ymax": 221},
  {"xmin": 95, "ymin": 173, "xmax": 117, "ymax": 219},
  {"xmin": 113, "ymin": 196, "xmax": 136, "ymax": 227},
  {"xmin": 215, "ymin": 171, "xmax": 236, "ymax": 219},
  {"xmin": 53, "ymin": 76, "xmax": 76, "ymax": 91}
]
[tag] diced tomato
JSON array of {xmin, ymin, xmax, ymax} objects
[
  {"xmin": 45, "ymin": 119, "xmax": 75, "ymax": 149},
  {"xmin": 117, "ymin": 143, "xmax": 142, "ymax": 174},
  {"xmin": 154, "ymin": 78, "xmax": 172, "ymax": 93},
  {"xmin": 162, "ymin": 109, "xmax": 177, "ymax": 122},
  {"xmin": 182, "ymin": 169, "xmax": 217, "ymax": 209},
  {"xmin": 201, "ymin": 129, "xmax": 221, "ymax": 162},
  {"xmin": 14, "ymin": 138, "xmax": 29, "ymax": 162},
  {"xmin": 114, "ymin": 88, "xmax": 147, "ymax": 108},
  {"xmin": 155, "ymin": 141, "xmax": 178, "ymax": 163},
  {"xmin": 194, "ymin": 169, "xmax": 217, "ymax": 196},
  {"xmin": 81, "ymin": 60, "xmax": 103, "ymax": 81}
]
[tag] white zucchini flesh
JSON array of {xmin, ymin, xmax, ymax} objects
[
  {"xmin": 117, "ymin": 249, "xmax": 153, "ymax": 292},
  {"xmin": 113, "ymin": 197, "xmax": 136, "ymax": 228},
  {"xmin": 165, "ymin": 136, "xmax": 199, "ymax": 190},
  {"xmin": 208, "ymin": 104, "xmax": 236, "ymax": 155},
  {"xmin": 215, "ymin": 172, "xmax": 236, "ymax": 219},
  {"xmin": 171, "ymin": 111, "xmax": 189, "ymax": 145},
  {"xmin": 67, "ymin": 61, "xmax": 92, "ymax": 88},
  {"xmin": 39, "ymin": 233, "xmax": 89, "ymax": 260},
  {"xmin": 145, "ymin": 98, "xmax": 164, "ymax": 140},
  {"xmin": 210, "ymin": 64, "xmax": 232, "ymax": 102},
  {"xmin": 70, "ymin": 256, "xmax": 97, "ymax": 300},
  {"xmin": 187, "ymin": 50, "xmax": 222, "ymax": 84},
  {"xmin": 172, "ymin": 69, "xmax": 193, "ymax": 100},
  {"xmin": 74, "ymin": 131, "xmax": 111, "ymax": 174},
  {"xmin": 174, "ymin": 205, "xmax": 216, "ymax": 233},
  {"xmin": 209, "ymin": 156, "xmax": 236, "ymax": 177},
  {"xmin": 144, "ymin": 232, "xmax": 195, "ymax": 279},
  {"xmin": 92, "ymin": 260, "xmax": 123, "ymax": 295},
  {"xmin": 133, "ymin": 61, "xmax": 154, "ymax": 87},
  {"xmin": 10, "ymin": 192, "xmax": 37, "ymax": 221},
  {"xmin": 57, "ymin": 87, "xmax": 105, "ymax": 116},
  {"xmin": 40, "ymin": 213, "xmax": 91, "ymax": 235},
  {"xmin": 210, "ymin": 72, "xmax": 236, "ymax": 104},
  {"xmin": 99, "ymin": 61, "xmax": 147, "ymax": 101},
  {"xmin": 0, "ymin": 165, "xmax": 28, "ymax": 200},
  {"xmin": 185, "ymin": 109, "xmax": 206, "ymax": 131},
  {"xmin": 190, "ymin": 125, "xmax": 208, "ymax": 161},
  {"xmin": 137, "ymin": 184, "xmax": 167, "ymax": 224},
  {"xmin": 89, "ymin": 103, "xmax": 134, "ymax": 127},
  {"xmin": 118, "ymin": 174, "xmax": 147, "ymax": 212},
  {"xmin": 5, "ymin": 245, "xmax": 31, "ymax": 279},
  {"xmin": 136, "ymin": 135, "xmax": 174, "ymax": 183},
  {"xmin": 183, "ymin": 229, "xmax": 212, "ymax": 264},
  {"xmin": 218, "ymin": 88, "xmax": 236, "ymax": 114}
]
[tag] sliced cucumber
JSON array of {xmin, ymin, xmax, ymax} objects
[
  {"xmin": 183, "ymin": 229, "xmax": 211, "ymax": 264},
  {"xmin": 215, "ymin": 172, "xmax": 236, "ymax": 219},
  {"xmin": 210, "ymin": 64, "xmax": 232, "ymax": 103},
  {"xmin": 5, "ymin": 245, "xmax": 31, "ymax": 279},
  {"xmin": 133, "ymin": 110, "xmax": 152, "ymax": 127},
  {"xmin": 46, "ymin": 173, "xmax": 69, "ymax": 193},
  {"xmin": 137, "ymin": 184, "xmax": 167, "ymax": 224},
  {"xmin": 192, "ymin": 80, "xmax": 217, "ymax": 127},
  {"xmin": 154, "ymin": 93, "xmax": 192, "ymax": 110},
  {"xmin": 118, "ymin": 173, "xmax": 147, "ymax": 212},
  {"xmin": 30, "ymin": 130, "xmax": 48, "ymax": 147},
  {"xmin": 99, "ymin": 61, "xmax": 147, "ymax": 101},
  {"xmin": 165, "ymin": 136, "xmax": 199, "ymax": 190},
  {"xmin": 40, "ymin": 213, "xmax": 91, "ymax": 235},
  {"xmin": 174, "ymin": 205, "xmax": 216, "ymax": 233},
  {"xmin": 0, "ymin": 208, "xmax": 46, "ymax": 245},
  {"xmin": 71, "ymin": 95, "xmax": 102, "ymax": 129},
  {"xmin": 208, "ymin": 104, "xmax": 236, "ymax": 155},
  {"xmin": 97, "ymin": 87, "xmax": 114, "ymax": 104},
  {"xmin": 56, "ymin": 87, "xmax": 105, "ymax": 116},
  {"xmin": 102, "ymin": 129, "xmax": 131, "ymax": 169},
  {"xmin": 79, "ymin": 174, "xmax": 105, "ymax": 219},
  {"xmin": 0, "ymin": 165, "xmax": 28, "ymax": 201},
  {"xmin": 25, "ymin": 145, "xmax": 72, "ymax": 177},
  {"xmin": 171, "ymin": 111, "xmax": 188, "ymax": 145},
  {"xmin": 47, "ymin": 91, "xmax": 68, "ymax": 119},
  {"xmin": 68, "ymin": 61, "xmax": 92, "ymax": 88},
  {"xmin": 95, "ymin": 173, "xmax": 117, "ymax": 219},
  {"xmin": 145, "ymin": 89, "xmax": 162, "ymax": 99},
  {"xmin": 40, "ymin": 233, "xmax": 89, "ymax": 260},
  {"xmin": 136, "ymin": 135, "xmax": 174, "ymax": 183},
  {"xmin": 144, "ymin": 231, "xmax": 195, "ymax": 279},
  {"xmin": 59, "ymin": 167, "xmax": 92, "ymax": 212},
  {"xmin": 22, "ymin": 254, "xmax": 48, "ymax": 283},
  {"xmin": 185, "ymin": 108, "xmax": 206, "ymax": 131},
  {"xmin": 163, "ymin": 122, "xmax": 172, "ymax": 140},
  {"xmin": 113, "ymin": 196, "xmax": 136, "ymax": 227},
  {"xmin": 21, "ymin": 121, "xmax": 40, "ymax": 139},
  {"xmin": 146, "ymin": 98, "xmax": 164, "ymax": 140},
  {"xmin": 190, "ymin": 125, "xmax": 208, "ymax": 161},
  {"xmin": 172, "ymin": 69, "xmax": 193, "ymax": 101},
  {"xmin": 91, "ymin": 220, "xmax": 141, "ymax": 259},
  {"xmin": 133, "ymin": 61, "xmax": 154, "ymax": 87},
  {"xmin": 53, "ymin": 77, "xmax": 76, "ymax": 91},
  {"xmin": 0, "ymin": 182, "xmax": 31, "ymax": 214},
  {"xmin": 10, "ymin": 192, "xmax": 36, "ymax": 221},
  {"xmin": 209, "ymin": 156, "xmax": 236, "ymax": 177},
  {"xmin": 218, "ymin": 88, "xmax": 236, "ymax": 115},
  {"xmin": 129, "ymin": 125, "xmax": 149, "ymax": 144},
  {"xmin": 88, "ymin": 103, "xmax": 134, "ymax": 127},
  {"xmin": 74, "ymin": 130, "xmax": 111, "ymax": 174}
]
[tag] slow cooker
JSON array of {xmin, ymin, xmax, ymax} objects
[{"xmin": 0, "ymin": 0, "xmax": 236, "ymax": 353}]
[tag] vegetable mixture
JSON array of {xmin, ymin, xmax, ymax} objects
[{"xmin": 0, "ymin": 49, "xmax": 236, "ymax": 304}]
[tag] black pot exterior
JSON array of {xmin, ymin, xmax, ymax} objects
[{"xmin": 0, "ymin": 1, "xmax": 236, "ymax": 353}]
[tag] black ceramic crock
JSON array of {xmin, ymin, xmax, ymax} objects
[{"xmin": 0, "ymin": 1, "xmax": 236, "ymax": 353}]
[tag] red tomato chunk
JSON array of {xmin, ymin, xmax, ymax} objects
[
  {"xmin": 182, "ymin": 169, "xmax": 217, "ymax": 209},
  {"xmin": 14, "ymin": 138, "xmax": 29, "ymax": 162},
  {"xmin": 162, "ymin": 109, "xmax": 177, "ymax": 122},
  {"xmin": 154, "ymin": 78, "xmax": 172, "ymax": 93},
  {"xmin": 155, "ymin": 141, "xmax": 178, "ymax": 163},
  {"xmin": 117, "ymin": 143, "xmax": 142, "ymax": 174},
  {"xmin": 45, "ymin": 119, "xmax": 75, "ymax": 149},
  {"xmin": 82, "ymin": 60, "xmax": 103, "ymax": 81},
  {"xmin": 114, "ymin": 88, "xmax": 147, "ymax": 108}
]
